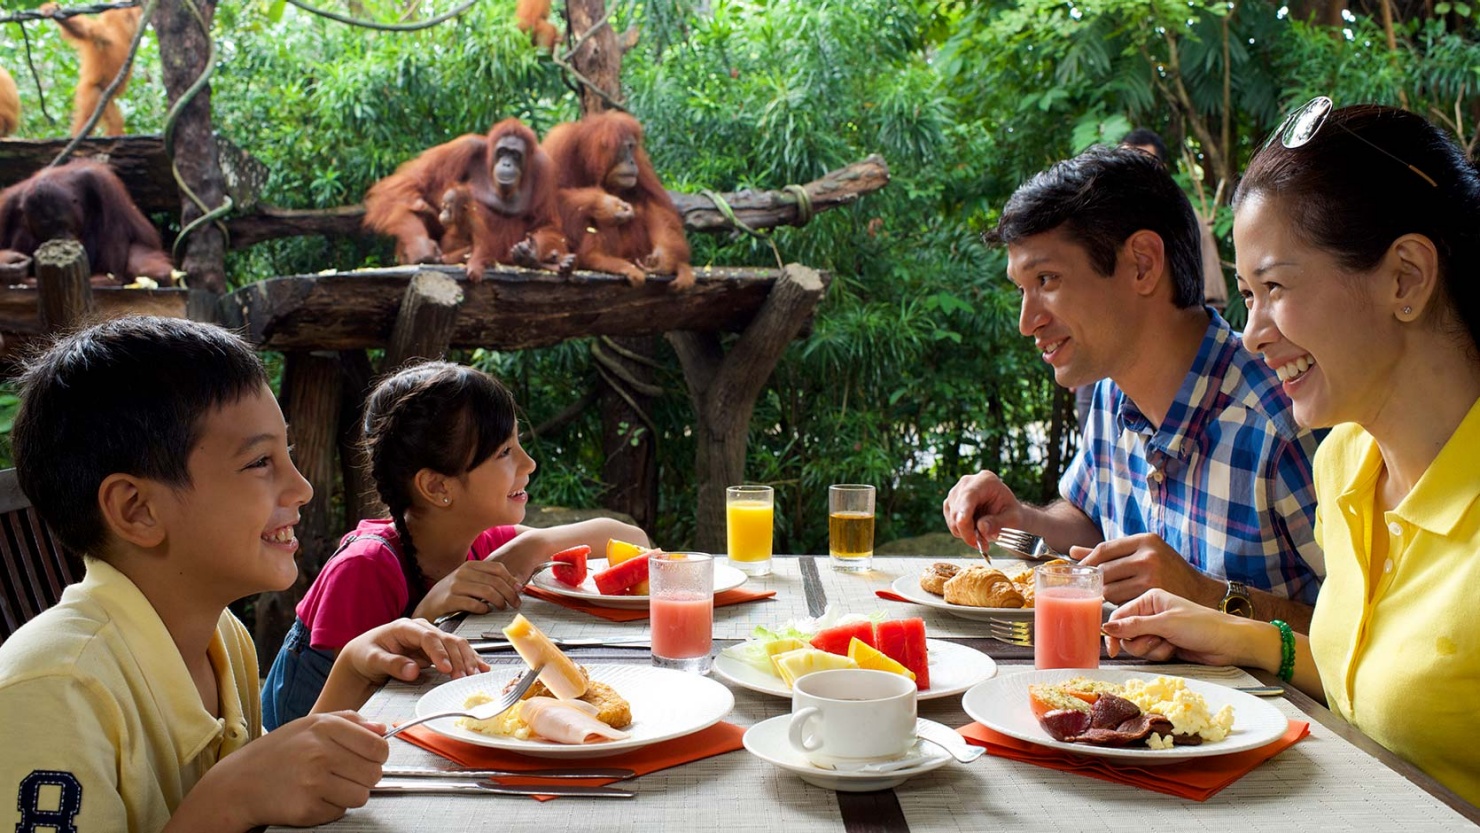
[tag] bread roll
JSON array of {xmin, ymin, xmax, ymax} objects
[
  {"xmin": 943, "ymin": 565, "xmax": 1026, "ymax": 608},
  {"xmin": 919, "ymin": 562, "xmax": 961, "ymax": 595}
]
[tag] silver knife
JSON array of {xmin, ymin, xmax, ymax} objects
[
  {"xmin": 382, "ymin": 766, "xmax": 636, "ymax": 780},
  {"xmin": 372, "ymin": 778, "xmax": 634, "ymax": 798},
  {"xmin": 472, "ymin": 637, "xmax": 651, "ymax": 650}
]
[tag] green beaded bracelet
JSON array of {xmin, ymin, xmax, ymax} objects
[{"xmin": 1271, "ymin": 619, "xmax": 1296, "ymax": 683}]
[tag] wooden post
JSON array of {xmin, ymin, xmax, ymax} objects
[
  {"xmin": 33, "ymin": 240, "xmax": 95, "ymax": 333},
  {"xmin": 669, "ymin": 264, "xmax": 826, "ymax": 553},
  {"xmin": 254, "ymin": 349, "xmax": 342, "ymax": 664},
  {"xmin": 152, "ymin": 0, "xmax": 229, "ymax": 294},
  {"xmin": 338, "ymin": 349, "xmax": 382, "ymax": 522},
  {"xmin": 381, "ymin": 270, "xmax": 464, "ymax": 374}
]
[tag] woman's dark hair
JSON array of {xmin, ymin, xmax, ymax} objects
[
  {"xmin": 1122, "ymin": 127, "xmax": 1171, "ymax": 167},
  {"xmin": 985, "ymin": 145, "xmax": 1205, "ymax": 309},
  {"xmin": 1234, "ymin": 104, "xmax": 1480, "ymax": 352},
  {"xmin": 362, "ymin": 361, "xmax": 517, "ymax": 608},
  {"xmin": 13, "ymin": 316, "xmax": 269, "ymax": 557}
]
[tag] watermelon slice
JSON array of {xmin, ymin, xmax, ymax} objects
[
  {"xmin": 550, "ymin": 545, "xmax": 590, "ymax": 587},
  {"xmin": 809, "ymin": 621, "xmax": 876, "ymax": 656},
  {"xmin": 874, "ymin": 618, "xmax": 930, "ymax": 689},
  {"xmin": 592, "ymin": 552, "xmax": 651, "ymax": 595}
]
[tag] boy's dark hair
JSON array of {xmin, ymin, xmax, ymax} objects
[
  {"xmin": 1121, "ymin": 127, "xmax": 1171, "ymax": 166},
  {"xmin": 362, "ymin": 361, "xmax": 517, "ymax": 607},
  {"xmin": 1236, "ymin": 104, "xmax": 1480, "ymax": 354},
  {"xmin": 12, "ymin": 316, "xmax": 270, "ymax": 557},
  {"xmin": 984, "ymin": 145, "xmax": 1204, "ymax": 309}
]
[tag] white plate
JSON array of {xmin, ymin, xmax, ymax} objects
[
  {"xmin": 712, "ymin": 639, "xmax": 997, "ymax": 701},
  {"xmin": 743, "ymin": 715, "xmax": 954, "ymax": 792},
  {"xmin": 529, "ymin": 557, "xmax": 748, "ymax": 609},
  {"xmin": 413, "ymin": 664, "xmax": 734, "ymax": 758},
  {"xmin": 889, "ymin": 572, "xmax": 1035, "ymax": 622},
  {"xmin": 961, "ymin": 668, "xmax": 1289, "ymax": 764}
]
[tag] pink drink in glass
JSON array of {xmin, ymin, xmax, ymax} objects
[
  {"xmin": 1034, "ymin": 563, "xmax": 1103, "ymax": 669},
  {"xmin": 651, "ymin": 595, "xmax": 714, "ymax": 659}
]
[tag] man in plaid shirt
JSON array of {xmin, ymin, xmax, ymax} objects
[{"xmin": 945, "ymin": 146, "xmax": 1322, "ymax": 631}]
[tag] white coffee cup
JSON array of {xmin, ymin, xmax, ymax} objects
[{"xmin": 788, "ymin": 669, "xmax": 917, "ymax": 765}]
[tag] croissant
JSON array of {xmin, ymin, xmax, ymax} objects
[{"xmin": 944, "ymin": 565, "xmax": 1026, "ymax": 608}]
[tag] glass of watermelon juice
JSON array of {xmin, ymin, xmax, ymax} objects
[
  {"xmin": 650, "ymin": 552, "xmax": 715, "ymax": 673},
  {"xmin": 1033, "ymin": 562, "xmax": 1103, "ymax": 669}
]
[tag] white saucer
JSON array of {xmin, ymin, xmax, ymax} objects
[{"xmin": 742, "ymin": 715, "xmax": 954, "ymax": 792}]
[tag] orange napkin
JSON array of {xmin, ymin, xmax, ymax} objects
[
  {"xmin": 876, "ymin": 589, "xmax": 915, "ymax": 604},
  {"xmin": 958, "ymin": 720, "xmax": 1310, "ymax": 801},
  {"xmin": 523, "ymin": 585, "xmax": 777, "ymax": 622},
  {"xmin": 395, "ymin": 721, "xmax": 745, "ymax": 800}
]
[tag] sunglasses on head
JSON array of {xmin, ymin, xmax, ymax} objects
[{"xmin": 1265, "ymin": 96, "xmax": 1438, "ymax": 189}]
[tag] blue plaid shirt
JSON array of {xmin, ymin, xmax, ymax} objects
[{"xmin": 1061, "ymin": 312, "xmax": 1325, "ymax": 603}]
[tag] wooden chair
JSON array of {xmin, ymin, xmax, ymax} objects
[{"xmin": 0, "ymin": 467, "xmax": 81, "ymax": 643}]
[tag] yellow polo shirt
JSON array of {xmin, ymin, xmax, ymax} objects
[
  {"xmin": 1308, "ymin": 397, "xmax": 1480, "ymax": 806},
  {"xmin": 0, "ymin": 559, "xmax": 260, "ymax": 832}
]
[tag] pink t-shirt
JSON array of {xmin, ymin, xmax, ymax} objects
[{"xmin": 294, "ymin": 518, "xmax": 519, "ymax": 650}]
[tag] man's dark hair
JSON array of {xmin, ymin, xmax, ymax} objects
[
  {"xmin": 1121, "ymin": 128, "xmax": 1171, "ymax": 166},
  {"xmin": 12, "ymin": 316, "xmax": 270, "ymax": 557},
  {"xmin": 984, "ymin": 145, "xmax": 1204, "ymax": 308}
]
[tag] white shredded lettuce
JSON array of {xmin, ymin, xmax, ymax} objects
[{"xmin": 718, "ymin": 605, "xmax": 883, "ymax": 674}]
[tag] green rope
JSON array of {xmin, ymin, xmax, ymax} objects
[
  {"xmin": 282, "ymin": 0, "xmax": 480, "ymax": 32},
  {"xmin": 782, "ymin": 183, "xmax": 813, "ymax": 226},
  {"xmin": 699, "ymin": 185, "xmax": 814, "ymax": 270}
]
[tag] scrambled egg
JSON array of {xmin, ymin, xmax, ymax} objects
[
  {"xmin": 1121, "ymin": 676, "xmax": 1235, "ymax": 747},
  {"xmin": 457, "ymin": 693, "xmax": 532, "ymax": 739}
]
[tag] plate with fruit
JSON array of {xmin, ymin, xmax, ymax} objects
[
  {"xmin": 961, "ymin": 668, "xmax": 1288, "ymax": 764},
  {"xmin": 529, "ymin": 541, "xmax": 748, "ymax": 609},
  {"xmin": 713, "ymin": 613, "xmax": 996, "ymax": 700}
]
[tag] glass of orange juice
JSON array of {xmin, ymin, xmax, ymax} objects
[
  {"xmin": 1034, "ymin": 563, "xmax": 1103, "ymax": 669},
  {"xmin": 726, "ymin": 485, "xmax": 774, "ymax": 577}
]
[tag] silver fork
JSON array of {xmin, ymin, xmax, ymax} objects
[
  {"xmin": 382, "ymin": 663, "xmax": 545, "ymax": 738},
  {"xmin": 995, "ymin": 528, "xmax": 1063, "ymax": 561}
]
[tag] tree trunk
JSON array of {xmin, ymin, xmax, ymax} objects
[
  {"xmin": 566, "ymin": 0, "xmax": 625, "ymax": 115},
  {"xmin": 670, "ymin": 265, "xmax": 827, "ymax": 553},
  {"xmin": 381, "ymin": 270, "xmax": 463, "ymax": 373},
  {"xmin": 152, "ymin": 0, "xmax": 228, "ymax": 294}
]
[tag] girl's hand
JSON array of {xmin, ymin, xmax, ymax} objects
[
  {"xmin": 414, "ymin": 559, "xmax": 522, "ymax": 619},
  {"xmin": 341, "ymin": 618, "xmax": 488, "ymax": 687},
  {"xmin": 1100, "ymin": 589, "xmax": 1261, "ymax": 667}
]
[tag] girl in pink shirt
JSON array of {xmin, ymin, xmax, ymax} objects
[{"xmin": 263, "ymin": 362, "xmax": 647, "ymax": 729}]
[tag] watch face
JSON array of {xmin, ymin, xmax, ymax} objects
[{"xmin": 1222, "ymin": 595, "xmax": 1254, "ymax": 618}]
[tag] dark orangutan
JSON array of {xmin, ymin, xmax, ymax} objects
[
  {"xmin": 542, "ymin": 111, "xmax": 694, "ymax": 288},
  {"xmin": 0, "ymin": 66, "xmax": 18, "ymax": 137},
  {"xmin": 0, "ymin": 161, "xmax": 174, "ymax": 285},
  {"xmin": 41, "ymin": 3, "xmax": 143, "ymax": 138},
  {"xmin": 556, "ymin": 187, "xmax": 643, "ymax": 284},
  {"xmin": 515, "ymin": 0, "xmax": 563, "ymax": 50},
  {"xmin": 363, "ymin": 117, "xmax": 575, "ymax": 278}
]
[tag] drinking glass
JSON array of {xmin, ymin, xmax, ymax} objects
[
  {"xmin": 726, "ymin": 485, "xmax": 774, "ymax": 577},
  {"xmin": 1034, "ymin": 562, "xmax": 1103, "ymax": 669},
  {"xmin": 649, "ymin": 552, "xmax": 714, "ymax": 674},
  {"xmin": 828, "ymin": 484, "xmax": 875, "ymax": 572}
]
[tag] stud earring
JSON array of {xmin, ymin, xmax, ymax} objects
[
  {"xmin": 442, "ymin": 497, "xmax": 450, "ymax": 505},
  {"xmin": 1402, "ymin": 305, "xmax": 1413, "ymax": 316}
]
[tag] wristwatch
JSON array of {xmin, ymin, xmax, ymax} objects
[{"xmin": 1219, "ymin": 580, "xmax": 1255, "ymax": 618}]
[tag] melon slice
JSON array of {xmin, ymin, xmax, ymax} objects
[
  {"xmin": 809, "ymin": 621, "xmax": 876, "ymax": 656},
  {"xmin": 771, "ymin": 647, "xmax": 859, "ymax": 688},
  {"xmin": 501, "ymin": 614, "xmax": 587, "ymax": 699},
  {"xmin": 550, "ymin": 545, "xmax": 590, "ymax": 587},
  {"xmin": 846, "ymin": 636, "xmax": 915, "ymax": 681},
  {"xmin": 605, "ymin": 539, "xmax": 651, "ymax": 594},
  {"xmin": 874, "ymin": 618, "xmax": 930, "ymax": 689},
  {"xmin": 592, "ymin": 551, "xmax": 652, "ymax": 595}
]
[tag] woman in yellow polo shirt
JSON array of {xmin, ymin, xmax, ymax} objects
[{"xmin": 1100, "ymin": 100, "xmax": 1480, "ymax": 806}]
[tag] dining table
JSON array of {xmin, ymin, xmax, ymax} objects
[{"xmin": 268, "ymin": 555, "xmax": 1480, "ymax": 832}]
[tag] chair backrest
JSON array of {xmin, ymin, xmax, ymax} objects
[{"xmin": 0, "ymin": 467, "xmax": 81, "ymax": 643}]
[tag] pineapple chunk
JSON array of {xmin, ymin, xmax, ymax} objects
[
  {"xmin": 846, "ymin": 637, "xmax": 916, "ymax": 681},
  {"xmin": 606, "ymin": 539, "xmax": 651, "ymax": 594},
  {"xmin": 771, "ymin": 647, "xmax": 859, "ymax": 688}
]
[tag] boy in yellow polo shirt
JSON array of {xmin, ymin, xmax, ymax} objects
[{"xmin": 0, "ymin": 317, "xmax": 487, "ymax": 831}]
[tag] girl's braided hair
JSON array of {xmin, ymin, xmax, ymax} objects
[{"xmin": 362, "ymin": 361, "xmax": 517, "ymax": 611}]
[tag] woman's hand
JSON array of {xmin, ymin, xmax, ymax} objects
[
  {"xmin": 414, "ymin": 559, "xmax": 522, "ymax": 619},
  {"xmin": 1101, "ymin": 589, "xmax": 1271, "ymax": 669}
]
